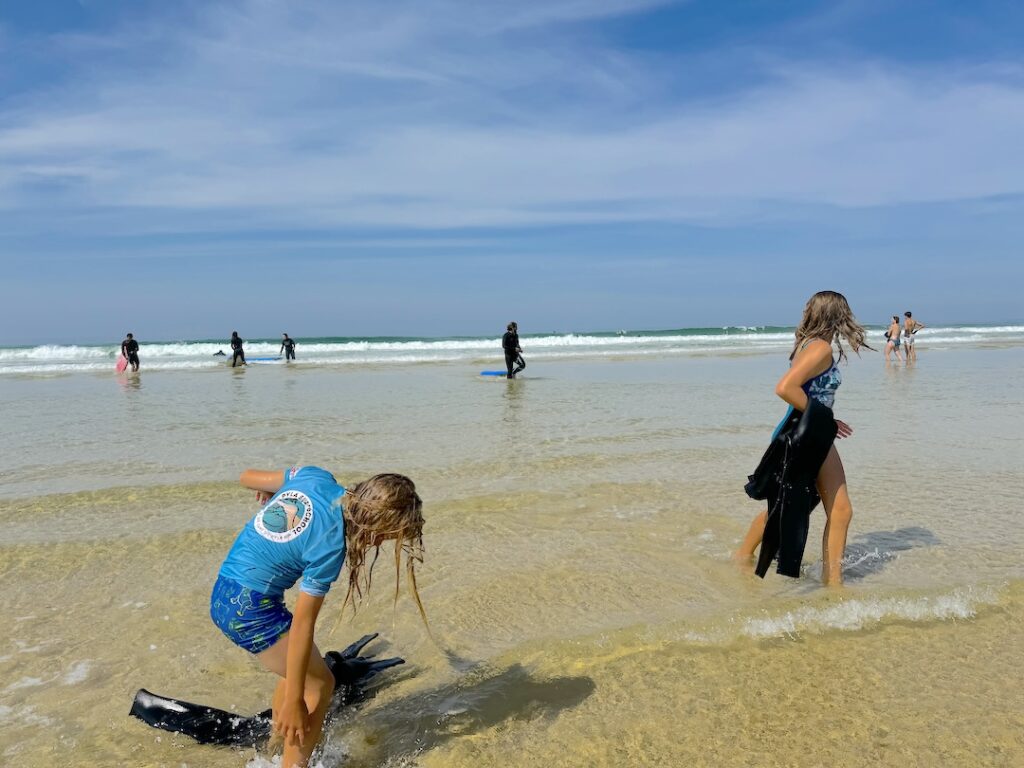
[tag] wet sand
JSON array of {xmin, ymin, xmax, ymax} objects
[{"xmin": 1, "ymin": 346, "xmax": 1022, "ymax": 766}]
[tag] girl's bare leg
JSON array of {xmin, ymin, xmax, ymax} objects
[
  {"xmin": 734, "ymin": 509, "xmax": 768, "ymax": 560},
  {"xmin": 817, "ymin": 446, "xmax": 852, "ymax": 586},
  {"xmin": 257, "ymin": 634, "xmax": 336, "ymax": 768}
]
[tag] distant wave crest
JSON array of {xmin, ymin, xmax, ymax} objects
[{"xmin": 2, "ymin": 325, "xmax": 1022, "ymax": 375}]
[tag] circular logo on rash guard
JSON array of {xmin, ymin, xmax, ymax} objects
[{"xmin": 254, "ymin": 490, "xmax": 314, "ymax": 542}]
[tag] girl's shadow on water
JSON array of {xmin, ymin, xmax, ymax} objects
[
  {"xmin": 336, "ymin": 663, "xmax": 595, "ymax": 765},
  {"xmin": 841, "ymin": 526, "xmax": 941, "ymax": 581}
]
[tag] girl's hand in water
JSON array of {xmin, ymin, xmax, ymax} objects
[
  {"xmin": 275, "ymin": 698, "xmax": 310, "ymax": 748},
  {"xmin": 255, "ymin": 490, "xmax": 272, "ymax": 506},
  {"xmin": 835, "ymin": 419, "xmax": 853, "ymax": 439}
]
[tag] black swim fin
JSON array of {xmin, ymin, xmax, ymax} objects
[
  {"xmin": 129, "ymin": 634, "xmax": 404, "ymax": 747},
  {"xmin": 130, "ymin": 689, "xmax": 270, "ymax": 746}
]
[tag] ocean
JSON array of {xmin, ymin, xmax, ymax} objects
[{"xmin": 1, "ymin": 324, "xmax": 1023, "ymax": 767}]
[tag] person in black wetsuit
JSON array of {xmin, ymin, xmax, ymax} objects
[
  {"xmin": 230, "ymin": 331, "xmax": 246, "ymax": 367},
  {"xmin": 121, "ymin": 333, "xmax": 140, "ymax": 372},
  {"xmin": 280, "ymin": 333, "xmax": 296, "ymax": 361},
  {"xmin": 502, "ymin": 322, "xmax": 525, "ymax": 379}
]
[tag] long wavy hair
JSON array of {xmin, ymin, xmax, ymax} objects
[
  {"xmin": 339, "ymin": 473, "xmax": 427, "ymax": 627},
  {"xmin": 791, "ymin": 290, "xmax": 872, "ymax": 363}
]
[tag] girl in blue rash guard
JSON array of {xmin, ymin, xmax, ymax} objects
[
  {"xmin": 733, "ymin": 291, "xmax": 870, "ymax": 586},
  {"xmin": 211, "ymin": 466, "xmax": 426, "ymax": 768}
]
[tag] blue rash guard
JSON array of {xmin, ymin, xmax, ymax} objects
[{"xmin": 218, "ymin": 466, "xmax": 347, "ymax": 598}]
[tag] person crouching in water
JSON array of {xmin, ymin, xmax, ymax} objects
[
  {"xmin": 734, "ymin": 291, "xmax": 869, "ymax": 585},
  {"xmin": 210, "ymin": 467, "xmax": 426, "ymax": 767}
]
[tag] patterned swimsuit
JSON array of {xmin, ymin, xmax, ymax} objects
[{"xmin": 771, "ymin": 347, "xmax": 841, "ymax": 439}]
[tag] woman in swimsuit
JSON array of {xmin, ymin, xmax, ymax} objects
[
  {"xmin": 884, "ymin": 315, "xmax": 902, "ymax": 363},
  {"xmin": 734, "ymin": 291, "xmax": 870, "ymax": 585}
]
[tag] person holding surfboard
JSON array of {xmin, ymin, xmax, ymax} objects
[
  {"xmin": 230, "ymin": 331, "xmax": 247, "ymax": 367},
  {"xmin": 120, "ymin": 333, "xmax": 140, "ymax": 372},
  {"xmin": 210, "ymin": 467, "xmax": 426, "ymax": 768},
  {"xmin": 734, "ymin": 290, "xmax": 869, "ymax": 585}
]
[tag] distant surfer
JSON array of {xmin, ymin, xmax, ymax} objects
[
  {"xmin": 502, "ymin": 321, "xmax": 525, "ymax": 379},
  {"xmin": 120, "ymin": 332, "xmax": 140, "ymax": 372},
  {"xmin": 213, "ymin": 350, "xmax": 226, "ymax": 356},
  {"xmin": 281, "ymin": 333, "xmax": 297, "ymax": 361},
  {"xmin": 208, "ymin": 467, "xmax": 427, "ymax": 768},
  {"xmin": 230, "ymin": 331, "xmax": 247, "ymax": 367}
]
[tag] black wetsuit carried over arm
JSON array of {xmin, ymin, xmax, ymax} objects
[{"xmin": 744, "ymin": 398, "xmax": 838, "ymax": 577}]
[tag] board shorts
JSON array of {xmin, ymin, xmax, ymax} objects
[
  {"xmin": 904, "ymin": 335, "xmax": 915, "ymax": 347},
  {"xmin": 210, "ymin": 574, "xmax": 292, "ymax": 654}
]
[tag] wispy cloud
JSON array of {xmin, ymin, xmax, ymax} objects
[{"xmin": 1, "ymin": 0, "xmax": 1024, "ymax": 237}]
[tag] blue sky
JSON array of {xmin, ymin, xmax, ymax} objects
[{"xmin": 1, "ymin": 0, "xmax": 1022, "ymax": 343}]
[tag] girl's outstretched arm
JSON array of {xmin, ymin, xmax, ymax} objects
[
  {"xmin": 774, "ymin": 339, "xmax": 832, "ymax": 412},
  {"xmin": 240, "ymin": 469, "xmax": 286, "ymax": 493}
]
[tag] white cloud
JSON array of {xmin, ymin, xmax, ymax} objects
[{"xmin": 1, "ymin": 0, "xmax": 1023, "ymax": 232}]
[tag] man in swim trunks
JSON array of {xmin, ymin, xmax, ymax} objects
[
  {"xmin": 903, "ymin": 312, "xmax": 925, "ymax": 362},
  {"xmin": 121, "ymin": 333, "xmax": 140, "ymax": 372}
]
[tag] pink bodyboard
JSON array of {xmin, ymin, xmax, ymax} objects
[{"xmin": 116, "ymin": 353, "xmax": 128, "ymax": 373}]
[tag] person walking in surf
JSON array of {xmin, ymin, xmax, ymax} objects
[
  {"xmin": 230, "ymin": 331, "xmax": 247, "ymax": 367},
  {"xmin": 734, "ymin": 290, "xmax": 870, "ymax": 585},
  {"xmin": 281, "ymin": 333, "xmax": 297, "ymax": 361},
  {"xmin": 121, "ymin": 333, "xmax": 140, "ymax": 372},
  {"xmin": 884, "ymin": 315, "xmax": 902, "ymax": 364},
  {"xmin": 902, "ymin": 311, "xmax": 925, "ymax": 362},
  {"xmin": 502, "ymin": 322, "xmax": 526, "ymax": 379}
]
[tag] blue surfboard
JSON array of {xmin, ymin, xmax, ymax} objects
[{"xmin": 480, "ymin": 370, "xmax": 508, "ymax": 377}]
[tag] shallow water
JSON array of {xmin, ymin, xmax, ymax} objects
[{"xmin": 1, "ymin": 345, "xmax": 1023, "ymax": 766}]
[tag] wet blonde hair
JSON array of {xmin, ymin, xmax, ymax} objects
[
  {"xmin": 339, "ymin": 473, "xmax": 427, "ymax": 626},
  {"xmin": 791, "ymin": 290, "xmax": 871, "ymax": 363}
]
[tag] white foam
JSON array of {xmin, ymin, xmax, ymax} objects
[
  {"xmin": 62, "ymin": 660, "xmax": 91, "ymax": 685},
  {"xmin": 3, "ymin": 676, "xmax": 48, "ymax": 692},
  {"xmin": 740, "ymin": 587, "xmax": 998, "ymax": 640},
  {"xmin": 0, "ymin": 704, "xmax": 55, "ymax": 728},
  {"xmin": 678, "ymin": 586, "xmax": 1001, "ymax": 645}
]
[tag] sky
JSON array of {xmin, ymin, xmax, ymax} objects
[{"xmin": 1, "ymin": 0, "xmax": 1022, "ymax": 343}]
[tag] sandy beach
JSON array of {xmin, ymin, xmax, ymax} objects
[{"xmin": 2, "ymin": 336, "xmax": 1023, "ymax": 767}]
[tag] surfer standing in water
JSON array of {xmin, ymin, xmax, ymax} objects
[
  {"xmin": 502, "ymin": 322, "xmax": 525, "ymax": 379},
  {"xmin": 230, "ymin": 331, "xmax": 247, "ymax": 367},
  {"xmin": 211, "ymin": 467, "xmax": 427, "ymax": 768},
  {"xmin": 281, "ymin": 333, "xmax": 297, "ymax": 361},
  {"xmin": 734, "ymin": 291, "xmax": 869, "ymax": 585},
  {"xmin": 120, "ymin": 333, "xmax": 140, "ymax": 372}
]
